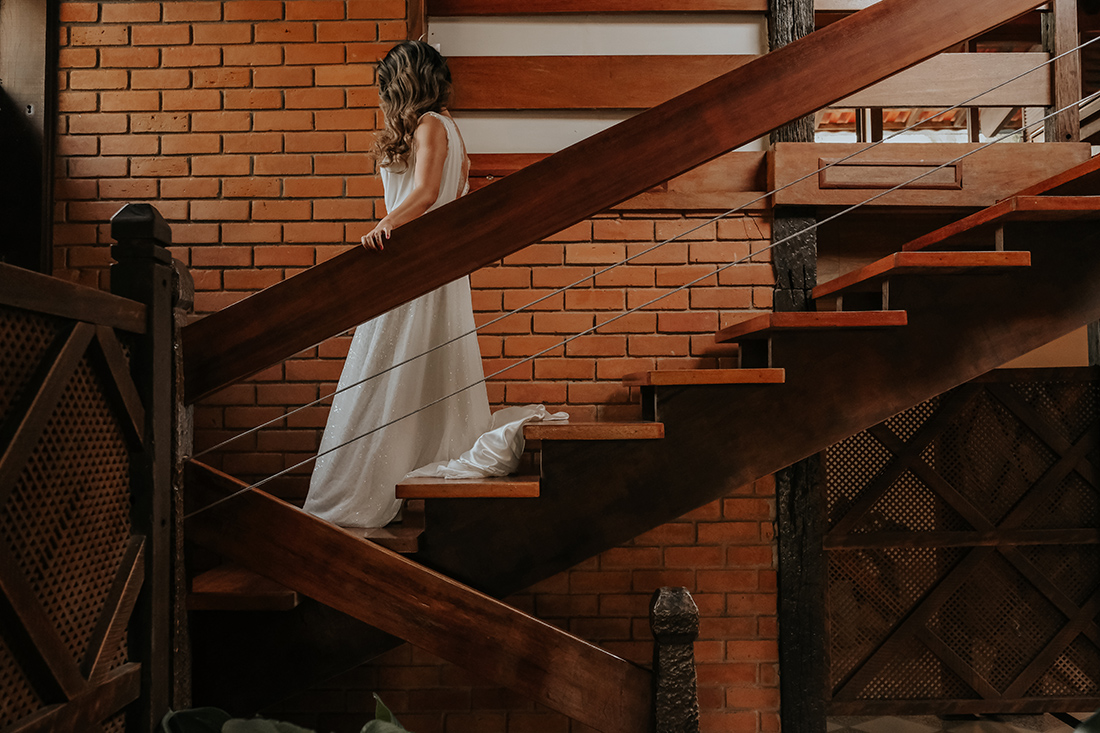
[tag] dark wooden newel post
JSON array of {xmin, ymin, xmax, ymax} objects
[
  {"xmin": 111, "ymin": 203, "xmax": 190, "ymax": 727},
  {"xmin": 768, "ymin": 0, "xmax": 828, "ymax": 732},
  {"xmin": 650, "ymin": 586, "xmax": 700, "ymax": 733}
]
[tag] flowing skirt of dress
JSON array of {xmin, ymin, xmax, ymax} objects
[{"xmin": 303, "ymin": 276, "xmax": 491, "ymax": 528}]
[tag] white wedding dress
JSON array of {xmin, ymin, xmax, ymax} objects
[{"xmin": 304, "ymin": 112, "xmax": 564, "ymax": 528}]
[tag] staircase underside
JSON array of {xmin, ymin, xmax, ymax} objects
[{"xmin": 191, "ymin": 221, "xmax": 1100, "ymax": 712}]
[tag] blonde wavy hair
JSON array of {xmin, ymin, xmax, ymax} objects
[{"xmin": 372, "ymin": 41, "xmax": 454, "ymax": 171}]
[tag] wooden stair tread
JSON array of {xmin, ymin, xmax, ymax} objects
[
  {"xmin": 715, "ymin": 311, "xmax": 907, "ymax": 344},
  {"xmin": 350, "ymin": 524, "xmax": 424, "ymax": 553},
  {"xmin": 524, "ymin": 420, "xmax": 664, "ymax": 440},
  {"xmin": 813, "ymin": 251, "xmax": 1032, "ymax": 300},
  {"xmin": 622, "ymin": 368, "xmax": 785, "ymax": 387},
  {"xmin": 904, "ymin": 196, "xmax": 1100, "ymax": 252},
  {"xmin": 1015, "ymin": 153, "xmax": 1100, "ymax": 197},
  {"xmin": 396, "ymin": 475, "xmax": 540, "ymax": 498},
  {"xmin": 189, "ymin": 563, "xmax": 299, "ymax": 611}
]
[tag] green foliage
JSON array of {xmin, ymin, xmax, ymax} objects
[{"xmin": 160, "ymin": 695, "xmax": 413, "ymax": 733}]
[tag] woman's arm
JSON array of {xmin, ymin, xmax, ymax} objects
[{"xmin": 362, "ymin": 115, "xmax": 449, "ymax": 251}]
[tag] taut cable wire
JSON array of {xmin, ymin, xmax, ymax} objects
[
  {"xmin": 188, "ymin": 86, "xmax": 1100, "ymax": 519},
  {"xmin": 193, "ymin": 36, "xmax": 1099, "ymax": 461}
]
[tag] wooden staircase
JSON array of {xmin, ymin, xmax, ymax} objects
[{"xmin": 181, "ymin": 0, "xmax": 1083, "ymax": 726}]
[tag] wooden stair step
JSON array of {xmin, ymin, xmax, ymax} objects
[
  {"xmin": 524, "ymin": 420, "xmax": 664, "ymax": 440},
  {"xmin": 903, "ymin": 196, "xmax": 1100, "ymax": 252},
  {"xmin": 189, "ymin": 563, "xmax": 299, "ymax": 611},
  {"xmin": 714, "ymin": 311, "xmax": 907, "ymax": 344},
  {"xmin": 348, "ymin": 524, "xmax": 425, "ymax": 553},
  {"xmin": 622, "ymin": 368, "xmax": 785, "ymax": 387},
  {"xmin": 1016, "ymin": 153, "xmax": 1100, "ymax": 197},
  {"xmin": 396, "ymin": 475, "xmax": 540, "ymax": 499},
  {"xmin": 813, "ymin": 251, "xmax": 1032, "ymax": 300}
]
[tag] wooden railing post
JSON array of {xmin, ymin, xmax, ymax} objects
[
  {"xmin": 650, "ymin": 587, "xmax": 700, "ymax": 733},
  {"xmin": 1043, "ymin": 0, "xmax": 1082, "ymax": 143},
  {"xmin": 110, "ymin": 203, "xmax": 190, "ymax": 728}
]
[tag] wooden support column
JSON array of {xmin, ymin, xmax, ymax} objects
[
  {"xmin": 651, "ymin": 587, "xmax": 701, "ymax": 733},
  {"xmin": 110, "ymin": 204, "xmax": 179, "ymax": 729},
  {"xmin": 768, "ymin": 2, "xmax": 828, "ymax": 733},
  {"xmin": 1043, "ymin": 0, "xmax": 1082, "ymax": 143}
]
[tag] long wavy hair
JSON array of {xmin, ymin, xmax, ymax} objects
[{"xmin": 372, "ymin": 41, "xmax": 454, "ymax": 171}]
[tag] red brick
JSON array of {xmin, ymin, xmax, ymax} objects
[
  {"xmin": 501, "ymin": 243, "xmax": 563, "ymax": 266},
  {"xmin": 564, "ymin": 335, "xmax": 625, "ymax": 357},
  {"xmin": 70, "ymin": 26, "xmax": 129, "ymax": 46},
  {"xmin": 98, "ymin": 179, "xmax": 157, "ymax": 199},
  {"xmin": 718, "ymin": 216, "xmax": 770, "ymax": 240},
  {"xmin": 315, "ymin": 64, "xmax": 372, "ymax": 86},
  {"xmin": 665, "ymin": 546, "xmax": 723, "ymax": 568},
  {"xmin": 162, "ymin": 46, "xmax": 221, "ymax": 67},
  {"xmin": 68, "ymin": 70, "xmax": 127, "ymax": 90},
  {"xmin": 221, "ymin": 223, "xmax": 284, "ymax": 243},
  {"xmin": 567, "ymin": 383, "xmax": 629, "ymax": 405},
  {"xmin": 160, "ymin": 178, "xmax": 220, "ymax": 199},
  {"xmin": 502, "ymin": 290, "xmax": 563, "ymax": 312},
  {"xmin": 192, "ymin": 111, "xmax": 251, "ymax": 132},
  {"xmin": 58, "ymin": 91, "xmax": 97, "ymax": 113},
  {"xmin": 224, "ymin": 0, "xmax": 284, "ymax": 20},
  {"xmin": 724, "ymin": 640, "xmax": 779, "ymax": 663},
  {"xmin": 255, "ymin": 110, "xmax": 314, "ymax": 131},
  {"xmin": 192, "ymin": 200, "xmax": 250, "ymax": 221},
  {"xmin": 593, "ymin": 219, "xmax": 654, "ymax": 241},
  {"xmin": 254, "ymin": 245, "xmax": 316, "ymax": 267},
  {"xmin": 594, "ymin": 312, "xmax": 656, "ymax": 334},
  {"xmin": 224, "ymin": 269, "xmax": 285, "ymax": 290},
  {"xmin": 68, "ymin": 157, "xmax": 127, "ymax": 178},
  {"xmin": 285, "ymin": 87, "xmax": 345, "ymax": 109},
  {"xmin": 284, "ymin": 222, "xmax": 344, "ymax": 243},
  {"xmin": 564, "ymin": 243, "xmax": 625, "ymax": 265},
  {"xmin": 626, "ymin": 241, "xmax": 688, "ymax": 264},
  {"xmin": 564, "ymin": 289, "xmax": 624, "ymax": 311},
  {"xmin": 283, "ymin": 40, "xmax": 347, "ymax": 65},
  {"xmin": 532, "ymin": 359, "xmax": 594, "ymax": 381},
  {"xmin": 191, "ymin": 155, "xmax": 250, "ymax": 176},
  {"xmin": 594, "ymin": 357, "xmax": 655, "ymax": 381},
  {"xmin": 697, "ymin": 522, "xmax": 759, "ymax": 544},
  {"xmin": 221, "ymin": 44, "xmax": 283, "ymax": 67},
  {"xmin": 131, "ymin": 24, "xmax": 190, "ymax": 45},
  {"xmin": 59, "ymin": 48, "xmax": 97, "ymax": 69},
  {"xmin": 593, "ymin": 265, "xmax": 654, "ymax": 288},
  {"xmin": 631, "ymin": 569, "xmax": 695, "ymax": 591},
  {"xmin": 129, "ymin": 69, "xmax": 189, "ymax": 91},
  {"xmin": 191, "ymin": 246, "xmax": 253, "ymax": 268},
  {"xmin": 531, "ymin": 265, "xmax": 594, "ymax": 289},
  {"xmin": 160, "ymin": 134, "xmax": 220, "ymax": 156},
  {"xmin": 502, "ymin": 336, "xmax": 564, "ymax": 358},
  {"xmin": 697, "ymin": 662, "xmax": 757, "ymax": 685},
  {"xmin": 251, "ymin": 200, "xmax": 311, "ymax": 221},
  {"xmin": 504, "ymin": 382, "xmax": 565, "ymax": 405},
  {"xmin": 60, "ymin": 3, "xmax": 99, "ymax": 22},
  {"xmin": 286, "ymin": 131, "xmax": 346, "ymax": 153},
  {"xmin": 626, "ymin": 288, "xmax": 689, "ymax": 310},
  {"xmin": 315, "ymin": 153, "xmax": 371, "ymax": 175},
  {"xmin": 531, "ymin": 312, "xmax": 594, "ymax": 334},
  {"xmin": 194, "ymin": 68, "xmax": 252, "ymax": 88},
  {"xmin": 68, "ymin": 201, "xmax": 135, "ymax": 222},
  {"xmin": 347, "ymin": 42, "xmax": 390, "ymax": 63},
  {"xmin": 725, "ymin": 546, "xmax": 774, "ymax": 568},
  {"xmin": 722, "ymin": 497, "xmax": 773, "ymax": 521},
  {"xmin": 163, "ymin": 2, "xmax": 222, "ymax": 21},
  {"xmin": 193, "ymin": 23, "xmax": 253, "ymax": 45},
  {"xmin": 569, "ymin": 571, "xmax": 632, "ymax": 593},
  {"xmin": 697, "ymin": 569, "xmax": 759, "ymax": 593},
  {"xmin": 223, "ymin": 178, "xmax": 281, "ymax": 198},
  {"xmin": 285, "ymin": 178, "xmax": 345, "ymax": 200},
  {"xmin": 628, "ymin": 334, "xmax": 689, "ymax": 357}
]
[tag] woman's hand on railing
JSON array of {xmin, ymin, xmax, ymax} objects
[{"xmin": 362, "ymin": 219, "xmax": 393, "ymax": 251}]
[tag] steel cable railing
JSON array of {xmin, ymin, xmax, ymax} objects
[{"xmin": 188, "ymin": 38, "xmax": 1100, "ymax": 515}]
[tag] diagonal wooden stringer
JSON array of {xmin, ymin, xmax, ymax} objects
[
  {"xmin": 185, "ymin": 488, "xmax": 652, "ymax": 733},
  {"xmin": 180, "ymin": 0, "xmax": 1052, "ymax": 402}
]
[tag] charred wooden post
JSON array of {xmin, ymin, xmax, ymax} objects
[
  {"xmin": 650, "ymin": 587, "xmax": 700, "ymax": 733},
  {"xmin": 1043, "ymin": 0, "xmax": 1082, "ymax": 143},
  {"xmin": 110, "ymin": 203, "xmax": 188, "ymax": 726},
  {"xmin": 768, "ymin": 2, "xmax": 828, "ymax": 733}
]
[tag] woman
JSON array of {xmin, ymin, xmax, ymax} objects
[{"xmin": 303, "ymin": 41, "xmax": 491, "ymax": 528}]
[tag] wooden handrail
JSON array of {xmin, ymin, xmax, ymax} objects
[
  {"xmin": 181, "ymin": 0, "xmax": 1048, "ymax": 403},
  {"xmin": 186, "ymin": 485, "xmax": 652, "ymax": 733}
]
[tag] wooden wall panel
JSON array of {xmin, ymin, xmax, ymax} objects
[
  {"xmin": 839, "ymin": 52, "xmax": 1051, "ymax": 108},
  {"xmin": 470, "ymin": 151, "xmax": 769, "ymax": 209},
  {"xmin": 771, "ymin": 142, "xmax": 1090, "ymax": 208},
  {"xmin": 450, "ymin": 55, "xmax": 756, "ymax": 110},
  {"xmin": 429, "ymin": 0, "xmax": 767, "ymax": 14}
]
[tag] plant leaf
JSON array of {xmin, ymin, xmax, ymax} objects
[
  {"xmin": 161, "ymin": 707, "xmax": 232, "ymax": 733},
  {"xmin": 372, "ymin": 693, "xmax": 402, "ymax": 728}
]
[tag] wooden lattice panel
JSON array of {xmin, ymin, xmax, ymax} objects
[
  {"xmin": 0, "ymin": 300, "xmax": 146, "ymax": 730},
  {"xmin": 825, "ymin": 371, "xmax": 1100, "ymax": 715}
]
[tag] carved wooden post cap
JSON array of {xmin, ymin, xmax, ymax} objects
[
  {"xmin": 650, "ymin": 587, "xmax": 700, "ymax": 733},
  {"xmin": 110, "ymin": 203, "xmax": 173, "ymax": 258},
  {"xmin": 650, "ymin": 586, "xmax": 700, "ymax": 641}
]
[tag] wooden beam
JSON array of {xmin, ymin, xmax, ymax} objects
[
  {"xmin": 407, "ymin": 0, "xmax": 426, "ymax": 41},
  {"xmin": 0, "ymin": 263, "xmax": 146, "ymax": 334},
  {"xmin": 772, "ymin": 143, "xmax": 1090, "ymax": 209},
  {"xmin": 81, "ymin": 537, "xmax": 145, "ymax": 682},
  {"xmin": 0, "ymin": 540, "xmax": 88, "ymax": 701},
  {"xmin": 1043, "ymin": 0, "xmax": 1081, "ymax": 142},
  {"xmin": 838, "ymin": 52, "xmax": 1051, "ymax": 108},
  {"xmin": 4, "ymin": 664, "xmax": 142, "ymax": 733},
  {"xmin": 185, "ymin": 489, "xmax": 652, "ymax": 733},
  {"xmin": 0, "ymin": 322, "xmax": 94, "ymax": 507},
  {"xmin": 428, "ymin": 0, "xmax": 768, "ymax": 13},
  {"xmin": 812, "ymin": 251, "xmax": 1032, "ymax": 300},
  {"xmin": 91, "ymin": 326, "xmax": 145, "ymax": 450},
  {"xmin": 182, "ymin": 0, "xmax": 1051, "ymax": 403},
  {"xmin": 450, "ymin": 55, "xmax": 757, "ymax": 110}
]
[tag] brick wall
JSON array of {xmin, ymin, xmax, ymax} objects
[
  {"xmin": 266, "ymin": 477, "xmax": 779, "ymax": 733},
  {"xmin": 54, "ymin": 3, "xmax": 781, "ymax": 731}
]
